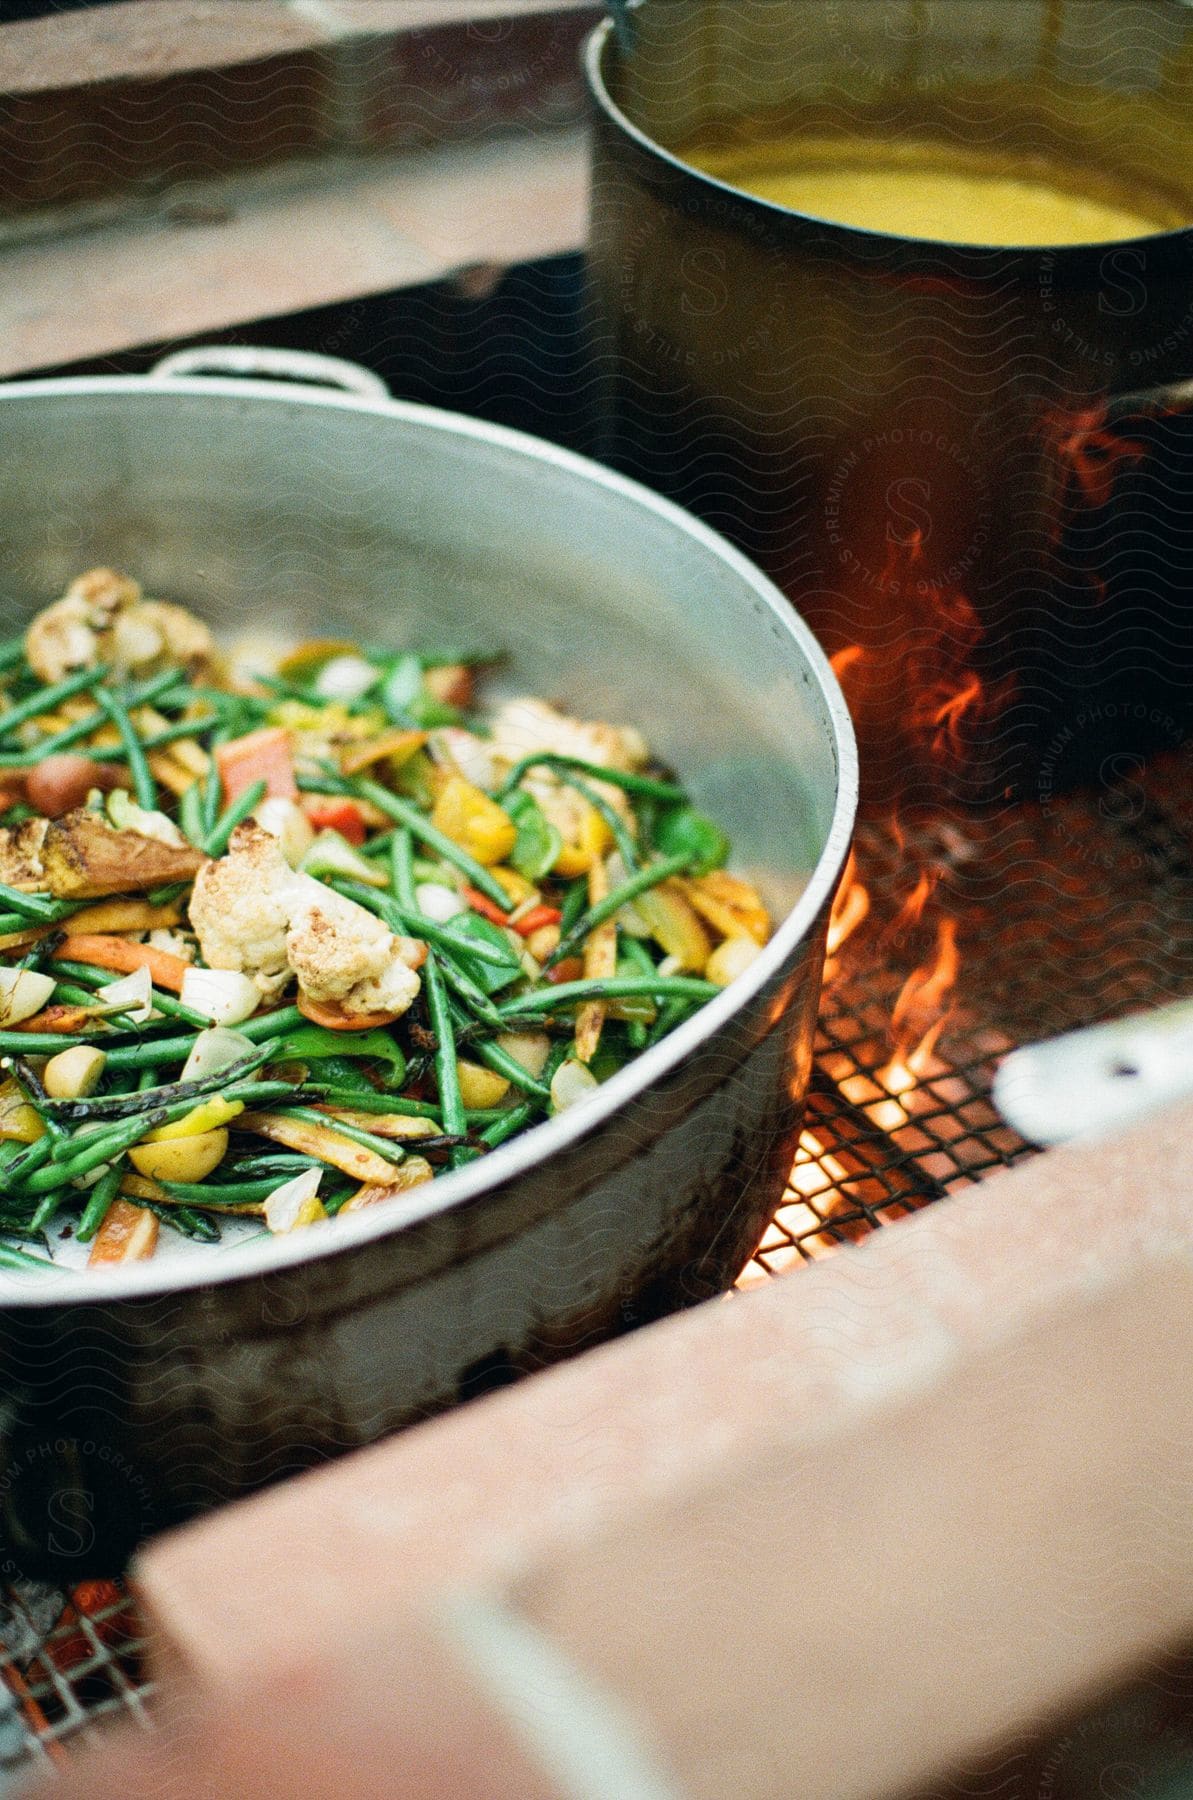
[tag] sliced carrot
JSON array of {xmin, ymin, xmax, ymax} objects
[
  {"xmin": 296, "ymin": 993, "xmax": 401, "ymax": 1031},
  {"xmin": 215, "ymin": 725, "xmax": 297, "ymax": 805},
  {"xmin": 461, "ymin": 884, "xmax": 511, "ymax": 927},
  {"xmin": 512, "ymin": 904, "xmax": 562, "ymax": 938},
  {"xmin": 53, "ymin": 934, "xmax": 190, "ymax": 993},
  {"xmin": 13, "ymin": 1005, "xmax": 96, "ymax": 1035}
]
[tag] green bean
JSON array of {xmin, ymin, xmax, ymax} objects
[
  {"xmin": 314, "ymin": 776, "xmax": 511, "ymax": 912},
  {"xmin": 423, "ymin": 953, "xmax": 466, "ymax": 1147},
  {"xmin": 0, "ymin": 883, "xmax": 64, "ymax": 922},
  {"xmin": 479, "ymin": 1102, "xmax": 536, "ymax": 1149},
  {"xmin": 0, "ymin": 1133, "xmax": 55, "ymax": 1185},
  {"xmin": 340, "ymin": 886, "xmax": 513, "ymax": 969},
  {"xmin": 559, "ymin": 880, "xmax": 587, "ymax": 936},
  {"xmin": 204, "ymin": 777, "xmax": 266, "ymax": 857},
  {"xmin": 139, "ymin": 1198, "xmax": 221, "ymax": 1242},
  {"xmin": 0, "ymin": 1241, "xmax": 57, "ymax": 1273},
  {"xmin": 498, "ymin": 754, "xmax": 686, "ymax": 806},
  {"xmin": 201, "ymin": 744, "xmax": 225, "ymax": 838},
  {"xmin": 38, "ymin": 1046, "xmax": 272, "ymax": 1121},
  {"xmin": 75, "ymin": 1162, "xmax": 127, "ymax": 1243},
  {"xmin": 179, "ymin": 777, "xmax": 205, "ymax": 844},
  {"xmin": 0, "ymin": 664, "xmax": 107, "ymax": 741},
  {"xmin": 92, "ymin": 687, "xmax": 156, "ymax": 809},
  {"xmin": 646, "ymin": 996, "xmax": 698, "ymax": 1047},
  {"xmin": 310, "ymin": 1088, "xmax": 443, "ymax": 1121},
  {"xmin": 239, "ymin": 1005, "xmax": 306, "ymax": 1042},
  {"xmin": 496, "ymin": 975, "xmax": 718, "ymax": 1020},
  {"xmin": 0, "ymin": 1030, "xmax": 87, "ymax": 1055},
  {"xmin": 0, "ymin": 638, "xmax": 27, "ymax": 673},
  {"xmin": 21, "ymin": 1108, "xmax": 153, "ymax": 1195},
  {"xmin": 392, "ymin": 828, "xmax": 416, "ymax": 908},
  {"xmin": 0, "ymin": 670, "xmax": 182, "ymax": 767},
  {"xmin": 271, "ymin": 1105, "xmax": 405, "ymax": 1167},
  {"xmin": 553, "ymin": 769, "xmax": 639, "ymax": 872},
  {"xmin": 549, "ymin": 853, "xmax": 691, "ymax": 968},
  {"xmin": 161, "ymin": 1177, "xmax": 283, "ymax": 1205},
  {"xmin": 28, "ymin": 1187, "xmax": 66, "ymax": 1232},
  {"xmin": 446, "ymin": 1002, "xmax": 550, "ymax": 1101},
  {"xmin": 86, "ymin": 714, "xmax": 216, "ymax": 761},
  {"xmin": 51, "ymin": 961, "xmax": 210, "ymax": 1029},
  {"xmin": 435, "ymin": 955, "xmax": 505, "ymax": 1029},
  {"xmin": 99, "ymin": 1005, "xmax": 301, "ymax": 1069}
]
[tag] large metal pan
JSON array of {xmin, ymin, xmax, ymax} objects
[{"xmin": 0, "ymin": 348, "xmax": 856, "ymax": 1576}]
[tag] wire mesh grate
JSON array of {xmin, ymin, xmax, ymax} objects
[
  {"xmin": 0, "ymin": 1581, "xmax": 153, "ymax": 1774},
  {"xmin": 3, "ymin": 754, "xmax": 1192, "ymax": 1766}
]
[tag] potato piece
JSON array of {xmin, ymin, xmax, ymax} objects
[
  {"xmin": 43, "ymin": 1045, "xmax": 107, "ymax": 1099},
  {"xmin": 40, "ymin": 809, "xmax": 207, "ymax": 899},
  {"xmin": 128, "ymin": 1129, "xmax": 229, "ymax": 1183},
  {"xmin": 455, "ymin": 1060, "xmax": 511, "ymax": 1110},
  {"xmin": 88, "ymin": 1199, "xmax": 159, "ymax": 1267}
]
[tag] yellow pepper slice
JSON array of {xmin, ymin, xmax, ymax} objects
[
  {"xmin": 145, "ymin": 1095, "xmax": 245, "ymax": 1142},
  {"xmin": 431, "ymin": 776, "xmax": 517, "ymax": 867}
]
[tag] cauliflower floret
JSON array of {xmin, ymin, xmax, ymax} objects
[
  {"xmin": 285, "ymin": 878, "xmax": 421, "ymax": 1019},
  {"xmin": 26, "ymin": 568, "xmax": 217, "ymax": 685},
  {"xmin": 189, "ymin": 823, "xmax": 423, "ymax": 1018},
  {"xmin": 187, "ymin": 825, "xmax": 294, "ymax": 997},
  {"xmin": 489, "ymin": 698, "xmax": 649, "ymax": 849},
  {"xmin": 489, "ymin": 698, "xmax": 648, "ymax": 775}
]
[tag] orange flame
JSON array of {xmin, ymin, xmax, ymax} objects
[
  {"xmin": 1043, "ymin": 404, "xmax": 1148, "ymax": 514},
  {"xmin": 827, "ymin": 850, "xmax": 870, "ymax": 960}
]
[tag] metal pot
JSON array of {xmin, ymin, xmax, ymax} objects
[
  {"xmin": 586, "ymin": 0, "xmax": 1193, "ymax": 811},
  {"xmin": 0, "ymin": 348, "xmax": 856, "ymax": 1576}
]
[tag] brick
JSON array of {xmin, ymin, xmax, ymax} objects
[
  {"xmin": 0, "ymin": 3, "xmax": 328, "ymax": 93},
  {"xmin": 134, "ymin": 1094, "xmax": 1193, "ymax": 1699}
]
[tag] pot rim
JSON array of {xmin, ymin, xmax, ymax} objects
[
  {"xmin": 0, "ymin": 372, "xmax": 858, "ymax": 1305},
  {"xmin": 584, "ymin": 14, "xmax": 1193, "ymax": 258}
]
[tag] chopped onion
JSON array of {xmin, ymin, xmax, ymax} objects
[
  {"xmin": 264, "ymin": 1167, "xmax": 327, "ymax": 1234},
  {"xmin": 254, "ymin": 796, "xmax": 316, "ymax": 868},
  {"xmin": 414, "ymin": 882, "xmax": 466, "ymax": 924},
  {"xmin": 181, "ymin": 1026, "xmax": 257, "ymax": 1083},
  {"xmin": 0, "ymin": 967, "xmax": 55, "ymax": 1027},
  {"xmin": 105, "ymin": 789, "xmax": 186, "ymax": 846},
  {"xmin": 314, "ymin": 654, "xmax": 378, "ymax": 702},
  {"xmin": 96, "ymin": 964, "xmax": 153, "ymax": 1023},
  {"xmin": 550, "ymin": 1058, "xmax": 600, "ymax": 1113},
  {"xmin": 180, "ymin": 967, "xmax": 260, "ymax": 1027}
]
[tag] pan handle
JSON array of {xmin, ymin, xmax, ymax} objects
[
  {"xmin": 147, "ymin": 345, "xmax": 389, "ymax": 400},
  {"xmin": 994, "ymin": 996, "xmax": 1193, "ymax": 1147}
]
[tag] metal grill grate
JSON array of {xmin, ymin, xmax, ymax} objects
[
  {"xmin": 0, "ymin": 1582, "xmax": 152, "ymax": 1775},
  {"xmin": 4, "ymin": 754, "xmax": 1192, "ymax": 1767}
]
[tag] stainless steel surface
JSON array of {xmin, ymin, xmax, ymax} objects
[
  {"xmin": 995, "ymin": 997, "xmax": 1193, "ymax": 1146},
  {"xmin": 0, "ymin": 359, "xmax": 856, "ymax": 1573}
]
